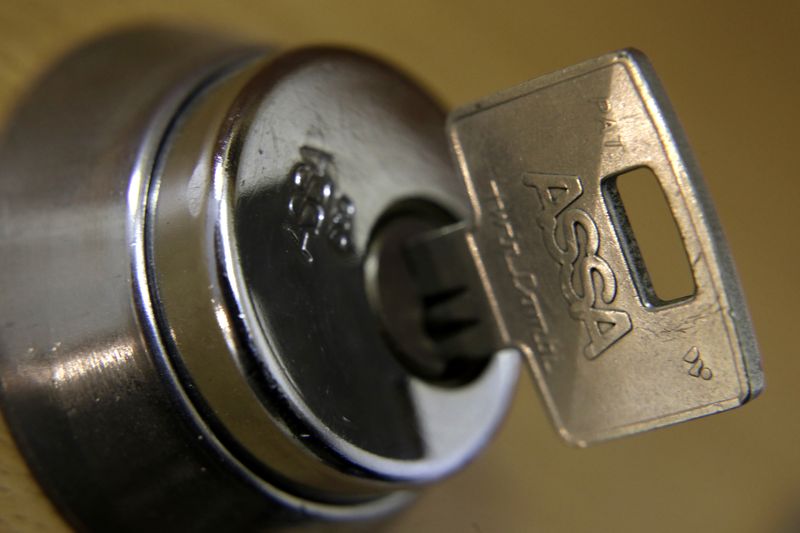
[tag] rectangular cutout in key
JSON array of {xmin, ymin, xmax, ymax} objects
[{"xmin": 603, "ymin": 166, "xmax": 696, "ymax": 307}]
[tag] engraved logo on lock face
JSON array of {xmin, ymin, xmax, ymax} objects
[
  {"xmin": 284, "ymin": 146, "xmax": 355, "ymax": 263},
  {"xmin": 523, "ymin": 173, "xmax": 632, "ymax": 359}
]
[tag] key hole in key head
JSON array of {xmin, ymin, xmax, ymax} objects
[{"xmin": 603, "ymin": 167, "xmax": 696, "ymax": 307}]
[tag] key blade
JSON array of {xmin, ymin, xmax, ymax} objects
[{"xmin": 448, "ymin": 49, "xmax": 763, "ymax": 446}]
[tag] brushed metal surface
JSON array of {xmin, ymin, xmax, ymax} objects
[{"xmin": 0, "ymin": 29, "xmax": 414, "ymax": 531}]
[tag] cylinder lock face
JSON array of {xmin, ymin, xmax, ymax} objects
[
  {"xmin": 0, "ymin": 28, "xmax": 762, "ymax": 531},
  {"xmin": 146, "ymin": 43, "xmax": 519, "ymax": 501}
]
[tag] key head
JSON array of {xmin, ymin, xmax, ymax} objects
[{"xmin": 448, "ymin": 49, "xmax": 763, "ymax": 445}]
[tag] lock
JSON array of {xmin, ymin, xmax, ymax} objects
[
  {"xmin": 0, "ymin": 28, "xmax": 518, "ymax": 531},
  {"xmin": 0, "ymin": 27, "xmax": 762, "ymax": 531}
]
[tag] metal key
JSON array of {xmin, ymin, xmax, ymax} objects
[{"xmin": 408, "ymin": 49, "xmax": 763, "ymax": 446}]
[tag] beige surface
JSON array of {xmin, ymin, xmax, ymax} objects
[{"xmin": 0, "ymin": 1, "xmax": 798, "ymax": 532}]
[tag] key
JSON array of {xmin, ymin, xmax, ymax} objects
[{"xmin": 407, "ymin": 50, "xmax": 763, "ymax": 446}]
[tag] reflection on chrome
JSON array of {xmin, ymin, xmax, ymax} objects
[
  {"xmin": 212, "ymin": 299, "xmax": 238, "ymax": 355},
  {"xmin": 51, "ymin": 341, "xmax": 135, "ymax": 385}
]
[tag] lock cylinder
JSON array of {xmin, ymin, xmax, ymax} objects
[
  {"xmin": 0, "ymin": 28, "xmax": 518, "ymax": 531},
  {"xmin": 147, "ymin": 42, "xmax": 520, "ymax": 501}
]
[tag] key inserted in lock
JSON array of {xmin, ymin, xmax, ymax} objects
[
  {"xmin": 380, "ymin": 50, "xmax": 764, "ymax": 446},
  {"xmin": 0, "ymin": 29, "xmax": 763, "ymax": 531}
]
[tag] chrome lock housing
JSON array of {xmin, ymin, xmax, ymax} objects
[{"xmin": 0, "ymin": 27, "xmax": 762, "ymax": 531}]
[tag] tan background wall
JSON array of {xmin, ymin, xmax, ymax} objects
[{"xmin": 0, "ymin": 1, "xmax": 798, "ymax": 532}]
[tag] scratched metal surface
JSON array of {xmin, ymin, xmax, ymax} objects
[
  {"xmin": 0, "ymin": 1, "xmax": 797, "ymax": 532},
  {"xmin": 449, "ymin": 51, "xmax": 762, "ymax": 445}
]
